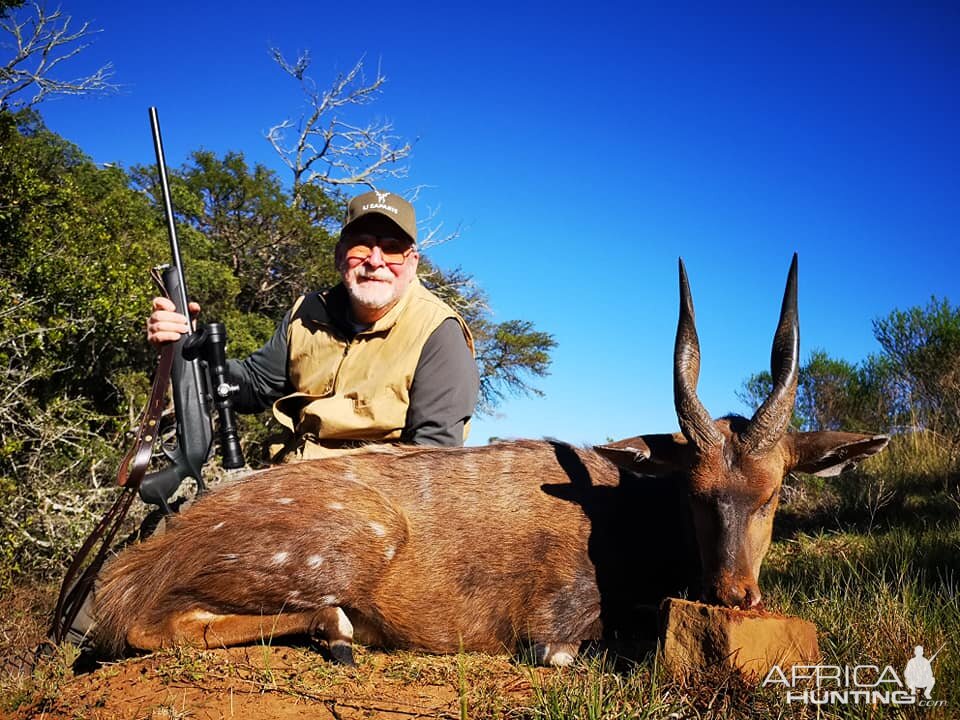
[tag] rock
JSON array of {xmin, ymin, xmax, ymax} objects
[{"xmin": 660, "ymin": 598, "xmax": 820, "ymax": 681}]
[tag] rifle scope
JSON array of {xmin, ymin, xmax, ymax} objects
[{"xmin": 183, "ymin": 324, "xmax": 245, "ymax": 469}]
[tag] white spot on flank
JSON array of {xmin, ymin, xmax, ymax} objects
[
  {"xmin": 212, "ymin": 522, "xmax": 225, "ymax": 530},
  {"xmin": 271, "ymin": 551, "xmax": 289, "ymax": 565},
  {"xmin": 417, "ymin": 475, "xmax": 433, "ymax": 503},
  {"xmin": 320, "ymin": 595, "xmax": 339, "ymax": 606},
  {"xmin": 328, "ymin": 502, "xmax": 345, "ymax": 511},
  {"xmin": 277, "ymin": 497, "xmax": 294, "ymax": 505},
  {"xmin": 307, "ymin": 554, "xmax": 324, "ymax": 568},
  {"xmin": 369, "ymin": 521, "xmax": 386, "ymax": 537},
  {"xmin": 384, "ymin": 546, "xmax": 396, "ymax": 560}
]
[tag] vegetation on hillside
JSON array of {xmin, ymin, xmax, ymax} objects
[
  {"xmin": 739, "ymin": 296, "xmax": 960, "ymax": 448},
  {"xmin": 0, "ymin": 105, "xmax": 556, "ymax": 589}
]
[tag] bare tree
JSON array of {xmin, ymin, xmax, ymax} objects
[
  {"xmin": 0, "ymin": 2, "xmax": 115, "ymax": 110},
  {"xmin": 266, "ymin": 51, "xmax": 413, "ymax": 203},
  {"xmin": 265, "ymin": 52, "xmax": 557, "ymax": 412}
]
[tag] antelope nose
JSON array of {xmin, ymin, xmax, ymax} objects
[
  {"xmin": 717, "ymin": 580, "xmax": 763, "ymax": 610},
  {"xmin": 743, "ymin": 585, "xmax": 763, "ymax": 610}
]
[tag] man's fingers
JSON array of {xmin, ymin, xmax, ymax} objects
[
  {"xmin": 147, "ymin": 309, "xmax": 191, "ymax": 345},
  {"xmin": 153, "ymin": 297, "xmax": 202, "ymax": 315},
  {"xmin": 150, "ymin": 329, "xmax": 188, "ymax": 344},
  {"xmin": 147, "ymin": 298, "xmax": 201, "ymax": 346},
  {"xmin": 152, "ymin": 296, "xmax": 176, "ymax": 312},
  {"xmin": 151, "ymin": 310, "xmax": 190, "ymax": 327}
]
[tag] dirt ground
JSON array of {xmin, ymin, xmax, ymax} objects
[
  {"xmin": 0, "ymin": 584, "xmax": 543, "ymax": 720},
  {"xmin": 7, "ymin": 645, "xmax": 538, "ymax": 720}
]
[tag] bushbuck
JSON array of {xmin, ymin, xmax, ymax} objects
[{"xmin": 93, "ymin": 255, "xmax": 888, "ymax": 666}]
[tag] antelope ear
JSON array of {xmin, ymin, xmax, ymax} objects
[
  {"xmin": 594, "ymin": 433, "xmax": 693, "ymax": 475},
  {"xmin": 786, "ymin": 432, "xmax": 890, "ymax": 477}
]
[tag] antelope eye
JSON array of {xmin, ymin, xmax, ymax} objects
[{"xmin": 758, "ymin": 488, "xmax": 778, "ymax": 513}]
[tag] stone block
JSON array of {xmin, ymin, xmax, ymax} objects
[{"xmin": 660, "ymin": 598, "xmax": 820, "ymax": 681}]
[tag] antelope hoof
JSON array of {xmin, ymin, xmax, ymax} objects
[{"xmin": 533, "ymin": 642, "xmax": 579, "ymax": 667}]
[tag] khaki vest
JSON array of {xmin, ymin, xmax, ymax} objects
[{"xmin": 272, "ymin": 278, "xmax": 474, "ymax": 460}]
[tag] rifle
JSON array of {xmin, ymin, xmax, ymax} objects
[
  {"xmin": 49, "ymin": 108, "xmax": 244, "ymax": 644},
  {"xmin": 138, "ymin": 106, "xmax": 245, "ymax": 513}
]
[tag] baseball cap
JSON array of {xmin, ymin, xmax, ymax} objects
[{"xmin": 341, "ymin": 190, "xmax": 417, "ymax": 245}]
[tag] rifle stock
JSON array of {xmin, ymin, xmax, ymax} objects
[{"xmin": 138, "ymin": 264, "xmax": 213, "ymax": 510}]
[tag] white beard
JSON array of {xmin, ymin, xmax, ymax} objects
[{"xmin": 344, "ymin": 273, "xmax": 403, "ymax": 312}]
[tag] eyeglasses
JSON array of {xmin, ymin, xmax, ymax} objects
[{"xmin": 342, "ymin": 235, "xmax": 415, "ymax": 266}]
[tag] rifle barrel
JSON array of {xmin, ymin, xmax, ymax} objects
[{"xmin": 148, "ymin": 107, "xmax": 192, "ymax": 333}]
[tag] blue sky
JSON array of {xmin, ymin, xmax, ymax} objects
[{"xmin": 23, "ymin": 1, "xmax": 960, "ymax": 446}]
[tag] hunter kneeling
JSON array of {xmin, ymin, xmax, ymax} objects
[
  {"xmin": 147, "ymin": 189, "xmax": 479, "ymax": 459},
  {"xmin": 59, "ymin": 190, "xmax": 479, "ymax": 652}
]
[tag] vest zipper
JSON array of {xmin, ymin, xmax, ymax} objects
[{"xmin": 330, "ymin": 340, "xmax": 351, "ymax": 394}]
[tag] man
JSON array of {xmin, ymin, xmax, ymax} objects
[
  {"xmin": 148, "ymin": 190, "xmax": 479, "ymax": 459},
  {"xmin": 50, "ymin": 191, "xmax": 477, "ymax": 659}
]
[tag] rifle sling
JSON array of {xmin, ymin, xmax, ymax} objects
[
  {"xmin": 50, "ymin": 343, "xmax": 175, "ymax": 644},
  {"xmin": 118, "ymin": 343, "xmax": 174, "ymax": 488}
]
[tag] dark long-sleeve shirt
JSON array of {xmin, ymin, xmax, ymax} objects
[{"xmin": 226, "ymin": 311, "xmax": 479, "ymax": 447}]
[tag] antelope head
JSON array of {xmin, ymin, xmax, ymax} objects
[{"xmin": 597, "ymin": 255, "xmax": 888, "ymax": 609}]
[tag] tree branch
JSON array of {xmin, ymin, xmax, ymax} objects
[
  {"xmin": 0, "ymin": 2, "xmax": 116, "ymax": 110},
  {"xmin": 266, "ymin": 51, "xmax": 412, "ymax": 199}
]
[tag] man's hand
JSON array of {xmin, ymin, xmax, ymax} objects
[{"xmin": 146, "ymin": 296, "xmax": 201, "ymax": 346}]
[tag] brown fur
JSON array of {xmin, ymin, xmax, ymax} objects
[
  {"xmin": 95, "ymin": 428, "xmax": 886, "ymax": 662},
  {"xmin": 96, "ymin": 441, "xmax": 617, "ymax": 658}
]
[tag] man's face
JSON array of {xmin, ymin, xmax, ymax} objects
[{"xmin": 336, "ymin": 216, "xmax": 419, "ymax": 321}]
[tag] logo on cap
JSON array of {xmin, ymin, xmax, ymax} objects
[{"xmin": 344, "ymin": 189, "xmax": 415, "ymax": 242}]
